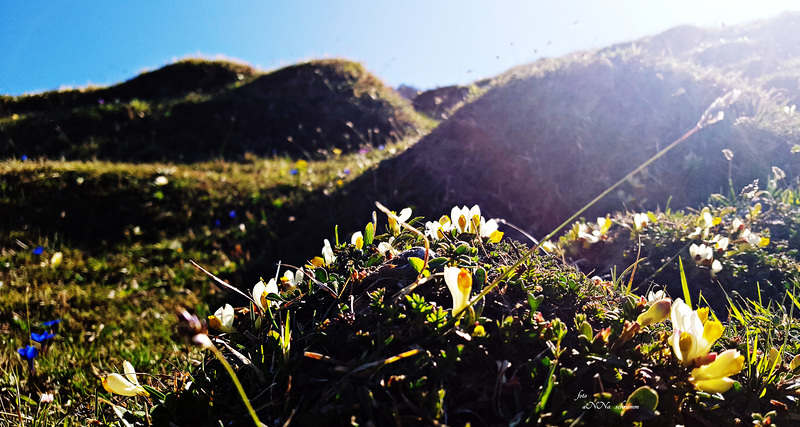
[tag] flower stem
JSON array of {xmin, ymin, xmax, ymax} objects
[
  {"xmin": 207, "ymin": 342, "xmax": 264, "ymax": 427},
  {"xmin": 457, "ymin": 120, "xmax": 707, "ymax": 318}
]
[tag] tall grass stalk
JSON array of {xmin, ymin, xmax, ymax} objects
[{"xmin": 456, "ymin": 90, "xmax": 740, "ymax": 317}]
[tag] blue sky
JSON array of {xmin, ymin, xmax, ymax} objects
[{"xmin": 3, "ymin": 1, "xmax": 800, "ymax": 96}]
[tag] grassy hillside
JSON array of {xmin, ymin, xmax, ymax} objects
[
  {"xmin": 4, "ymin": 13, "xmax": 800, "ymax": 426},
  {"xmin": 0, "ymin": 58, "xmax": 433, "ymax": 162}
]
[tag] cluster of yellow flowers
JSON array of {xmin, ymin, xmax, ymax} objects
[{"xmin": 636, "ymin": 292, "xmax": 744, "ymax": 393}]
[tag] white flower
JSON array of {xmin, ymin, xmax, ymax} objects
[
  {"xmin": 282, "ymin": 270, "xmax": 303, "ymax": 289},
  {"xmin": 154, "ymin": 176, "xmax": 168, "ymax": 186},
  {"xmin": 253, "ymin": 278, "xmax": 279, "ymax": 312},
  {"xmin": 377, "ymin": 237, "xmax": 397, "ymax": 257},
  {"xmin": 444, "ymin": 266, "xmax": 472, "ymax": 315},
  {"xmin": 689, "ymin": 243, "xmax": 714, "ymax": 266},
  {"xmin": 388, "ymin": 208, "xmax": 412, "ymax": 235},
  {"xmin": 208, "ymin": 304, "xmax": 235, "ymax": 333},
  {"xmin": 425, "ymin": 215, "xmax": 452, "ymax": 240},
  {"xmin": 633, "ymin": 213, "xmax": 649, "ymax": 231},
  {"xmin": 351, "ymin": 232, "xmax": 364, "ymax": 249},
  {"xmin": 322, "ymin": 239, "xmax": 335, "ymax": 265},
  {"xmin": 646, "ymin": 290, "xmax": 667, "ymax": 303},
  {"xmin": 711, "ymin": 235, "xmax": 729, "ymax": 252},
  {"xmin": 670, "ymin": 299, "xmax": 723, "ymax": 366},
  {"xmin": 103, "ymin": 360, "xmax": 149, "ymax": 397},
  {"xmin": 479, "ymin": 218, "xmax": 504, "ymax": 243},
  {"xmin": 711, "ymin": 259, "xmax": 723, "ymax": 277}
]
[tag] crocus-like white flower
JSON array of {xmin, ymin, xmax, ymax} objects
[
  {"xmin": 444, "ymin": 266, "xmax": 472, "ymax": 315},
  {"xmin": 711, "ymin": 259, "xmax": 723, "ymax": 277},
  {"xmin": 425, "ymin": 215, "xmax": 452, "ymax": 240},
  {"xmin": 710, "ymin": 235, "xmax": 729, "ymax": 252},
  {"xmin": 377, "ymin": 237, "xmax": 397, "ymax": 257},
  {"xmin": 103, "ymin": 360, "xmax": 149, "ymax": 397},
  {"xmin": 388, "ymin": 208, "xmax": 412, "ymax": 235},
  {"xmin": 208, "ymin": 304, "xmax": 235, "ymax": 333},
  {"xmin": 351, "ymin": 232, "xmax": 364, "ymax": 249},
  {"xmin": 633, "ymin": 213, "xmax": 649, "ymax": 231},
  {"xmin": 450, "ymin": 205, "xmax": 481, "ymax": 234},
  {"xmin": 253, "ymin": 278, "xmax": 279, "ymax": 312},
  {"xmin": 281, "ymin": 270, "xmax": 302, "ymax": 289},
  {"xmin": 689, "ymin": 243, "xmax": 714, "ymax": 266},
  {"xmin": 646, "ymin": 290, "xmax": 667, "ymax": 303},
  {"xmin": 154, "ymin": 176, "xmax": 168, "ymax": 186},
  {"xmin": 479, "ymin": 218, "xmax": 504, "ymax": 243},
  {"xmin": 670, "ymin": 299, "xmax": 723, "ymax": 366},
  {"xmin": 322, "ymin": 239, "xmax": 335, "ymax": 265},
  {"xmin": 738, "ymin": 229, "xmax": 769, "ymax": 251},
  {"xmin": 689, "ymin": 349, "xmax": 745, "ymax": 393}
]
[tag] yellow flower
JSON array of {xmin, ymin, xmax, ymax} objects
[
  {"xmin": 103, "ymin": 360, "xmax": 149, "ymax": 397},
  {"xmin": 50, "ymin": 252, "xmax": 63, "ymax": 268},
  {"xmin": 450, "ymin": 205, "xmax": 481, "ymax": 234},
  {"xmin": 351, "ymin": 232, "xmax": 364, "ymax": 249},
  {"xmin": 387, "ymin": 208, "xmax": 412, "ymax": 235},
  {"xmin": 253, "ymin": 278, "xmax": 279, "ymax": 312},
  {"xmin": 670, "ymin": 299, "xmax": 723, "ymax": 366},
  {"xmin": 281, "ymin": 270, "xmax": 302, "ymax": 289},
  {"xmin": 208, "ymin": 304, "xmax": 235, "ymax": 333},
  {"xmin": 444, "ymin": 266, "xmax": 472, "ymax": 315},
  {"xmin": 690, "ymin": 349, "xmax": 745, "ymax": 393},
  {"xmin": 637, "ymin": 298, "xmax": 671, "ymax": 327},
  {"xmin": 425, "ymin": 215, "xmax": 452, "ymax": 240},
  {"xmin": 479, "ymin": 218, "xmax": 504, "ymax": 243}
]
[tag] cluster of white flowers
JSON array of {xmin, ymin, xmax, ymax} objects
[{"xmin": 424, "ymin": 205, "xmax": 503, "ymax": 243}]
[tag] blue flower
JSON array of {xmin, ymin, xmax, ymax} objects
[
  {"xmin": 289, "ymin": 168, "xmax": 298, "ymax": 175},
  {"xmin": 378, "ymin": 144, "xmax": 385, "ymax": 151},
  {"xmin": 229, "ymin": 210, "xmax": 236, "ymax": 218},
  {"xmin": 33, "ymin": 246, "xmax": 44, "ymax": 255},
  {"xmin": 343, "ymin": 168, "xmax": 351, "ymax": 175},
  {"xmin": 18, "ymin": 345, "xmax": 38, "ymax": 359},
  {"xmin": 31, "ymin": 331, "xmax": 56, "ymax": 342},
  {"xmin": 42, "ymin": 319, "xmax": 61, "ymax": 327},
  {"xmin": 18, "ymin": 345, "xmax": 38, "ymax": 373},
  {"xmin": 21, "ymin": 155, "xmax": 28, "ymax": 161},
  {"xmin": 215, "ymin": 219, "xmax": 221, "ymax": 227}
]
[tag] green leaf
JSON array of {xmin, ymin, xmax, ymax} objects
[
  {"xmin": 527, "ymin": 294, "xmax": 544, "ymax": 313},
  {"xmin": 364, "ymin": 222, "xmax": 374, "ymax": 246},
  {"xmin": 427, "ymin": 257, "xmax": 449, "ymax": 270},
  {"xmin": 626, "ymin": 386, "xmax": 658, "ymax": 412},
  {"xmin": 679, "ymin": 257, "xmax": 691, "ymax": 309},
  {"xmin": 473, "ymin": 267, "xmax": 486, "ymax": 288},
  {"xmin": 408, "ymin": 257, "xmax": 425, "ymax": 273},
  {"xmin": 142, "ymin": 385, "xmax": 166, "ymax": 402}
]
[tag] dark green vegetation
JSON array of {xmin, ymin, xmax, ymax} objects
[
  {"xmin": 4, "ymin": 12, "xmax": 800, "ymax": 426},
  {"xmin": 1, "ymin": 58, "xmax": 433, "ymax": 162}
]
